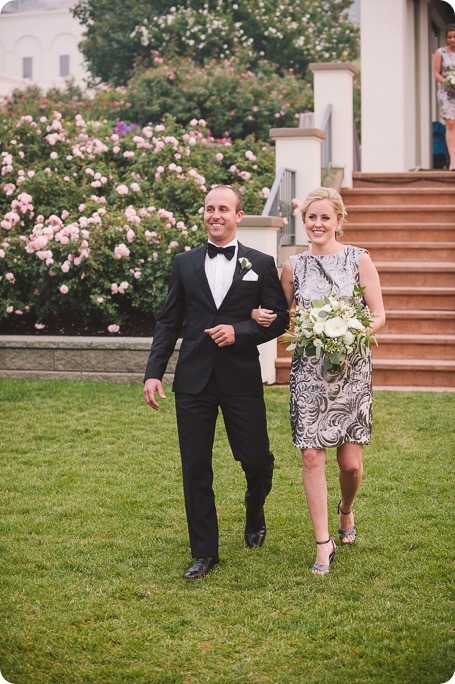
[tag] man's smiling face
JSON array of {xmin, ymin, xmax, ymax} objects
[{"xmin": 204, "ymin": 187, "xmax": 244, "ymax": 246}]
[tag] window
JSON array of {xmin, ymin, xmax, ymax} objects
[
  {"xmin": 23, "ymin": 57, "xmax": 32, "ymax": 79},
  {"xmin": 60, "ymin": 55, "xmax": 70, "ymax": 78}
]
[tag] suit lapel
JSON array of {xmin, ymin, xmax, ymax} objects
[{"xmin": 191, "ymin": 245, "xmax": 217, "ymax": 308}]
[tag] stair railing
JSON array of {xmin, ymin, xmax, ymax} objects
[{"xmin": 262, "ymin": 166, "xmax": 296, "ymax": 247}]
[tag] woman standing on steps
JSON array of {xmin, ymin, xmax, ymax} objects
[
  {"xmin": 433, "ymin": 24, "xmax": 455, "ymax": 171},
  {"xmin": 253, "ymin": 187, "xmax": 385, "ymax": 575}
]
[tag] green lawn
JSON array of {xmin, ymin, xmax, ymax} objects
[{"xmin": 0, "ymin": 380, "xmax": 453, "ymax": 684}]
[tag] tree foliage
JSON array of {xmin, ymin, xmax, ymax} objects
[{"xmin": 72, "ymin": 0, "xmax": 358, "ymax": 86}]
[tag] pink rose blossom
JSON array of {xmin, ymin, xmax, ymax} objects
[
  {"xmin": 5, "ymin": 272, "xmax": 14, "ymax": 282},
  {"xmin": 108, "ymin": 324, "xmax": 120, "ymax": 333},
  {"xmin": 6, "ymin": 306, "xmax": 14, "ymax": 313},
  {"xmin": 114, "ymin": 243, "xmax": 130, "ymax": 259},
  {"xmin": 59, "ymin": 284, "xmax": 69, "ymax": 294},
  {"xmin": 3, "ymin": 183, "xmax": 16, "ymax": 196},
  {"xmin": 116, "ymin": 184, "xmax": 129, "ymax": 195},
  {"xmin": 35, "ymin": 323, "xmax": 46, "ymax": 330}
]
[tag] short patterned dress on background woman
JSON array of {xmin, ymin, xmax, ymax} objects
[
  {"xmin": 436, "ymin": 47, "xmax": 455, "ymax": 119},
  {"xmin": 289, "ymin": 246, "xmax": 372, "ymax": 450}
]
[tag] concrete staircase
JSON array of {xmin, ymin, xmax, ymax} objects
[{"xmin": 275, "ymin": 171, "xmax": 455, "ymax": 391}]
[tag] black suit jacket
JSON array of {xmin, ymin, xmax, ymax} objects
[{"xmin": 143, "ymin": 242, "xmax": 289, "ymax": 396}]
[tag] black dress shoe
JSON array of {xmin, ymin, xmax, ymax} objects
[
  {"xmin": 244, "ymin": 525, "xmax": 267, "ymax": 548},
  {"xmin": 183, "ymin": 556, "xmax": 219, "ymax": 579}
]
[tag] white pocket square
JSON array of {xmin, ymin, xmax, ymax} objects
[{"xmin": 242, "ymin": 269, "xmax": 259, "ymax": 281}]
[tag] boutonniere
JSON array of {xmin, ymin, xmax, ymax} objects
[{"xmin": 238, "ymin": 257, "xmax": 252, "ymax": 271}]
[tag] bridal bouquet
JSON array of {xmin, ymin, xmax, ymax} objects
[
  {"xmin": 286, "ymin": 286, "xmax": 377, "ymax": 371},
  {"xmin": 444, "ymin": 68, "xmax": 455, "ymax": 90}
]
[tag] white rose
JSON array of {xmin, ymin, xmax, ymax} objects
[
  {"xmin": 309, "ymin": 304, "xmax": 331, "ymax": 322},
  {"xmin": 343, "ymin": 330, "xmax": 355, "ymax": 346},
  {"xmin": 347, "ymin": 317, "xmax": 365, "ymax": 331},
  {"xmin": 324, "ymin": 316, "xmax": 348, "ymax": 338}
]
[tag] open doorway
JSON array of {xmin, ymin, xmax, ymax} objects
[{"xmin": 430, "ymin": 0, "xmax": 455, "ymax": 169}]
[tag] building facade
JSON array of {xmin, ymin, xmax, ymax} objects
[
  {"xmin": 360, "ymin": 0, "xmax": 455, "ymax": 171},
  {"xmin": 0, "ymin": 0, "xmax": 87, "ymax": 96}
]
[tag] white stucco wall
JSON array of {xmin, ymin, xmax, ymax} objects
[
  {"xmin": 360, "ymin": 0, "xmax": 433, "ymax": 172},
  {"xmin": 360, "ymin": 0, "xmax": 409, "ymax": 171},
  {"xmin": 0, "ymin": 8, "xmax": 87, "ymax": 94}
]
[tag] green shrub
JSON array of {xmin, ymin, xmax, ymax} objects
[
  {"xmin": 0, "ymin": 99, "xmax": 275, "ymax": 335},
  {"xmin": 124, "ymin": 57, "xmax": 313, "ymax": 140}
]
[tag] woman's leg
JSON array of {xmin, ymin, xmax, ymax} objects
[
  {"xmin": 336, "ymin": 442, "xmax": 363, "ymax": 543},
  {"xmin": 301, "ymin": 448, "xmax": 333, "ymax": 568},
  {"xmin": 445, "ymin": 118, "xmax": 455, "ymax": 170}
]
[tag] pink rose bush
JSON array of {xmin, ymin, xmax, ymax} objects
[{"xmin": 0, "ymin": 98, "xmax": 275, "ymax": 333}]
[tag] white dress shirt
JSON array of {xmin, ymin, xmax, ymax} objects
[{"xmin": 205, "ymin": 239, "xmax": 238, "ymax": 308}]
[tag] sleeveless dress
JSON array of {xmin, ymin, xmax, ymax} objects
[
  {"xmin": 289, "ymin": 246, "xmax": 372, "ymax": 449},
  {"xmin": 436, "ymin": 47, "xmax": 455, "ymax": 120}
]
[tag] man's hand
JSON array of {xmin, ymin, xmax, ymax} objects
[
  {"xmin": 204, "ymin": 324, "xmax": 235, "ymax": 347},
  {"xmin": 251, "ymin": 308, "xmax": 277, "ymax": 327},
  {"xmin": 143, "ymin": 378, "xmax": 166, "ymax": 410}
]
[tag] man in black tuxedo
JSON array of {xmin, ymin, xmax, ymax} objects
[{"xmin": 143, "ymin": 185, "xmax": 289, "ymax": 579}]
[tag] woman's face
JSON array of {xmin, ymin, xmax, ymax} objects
[
  {"xmin": 304, "ymin": 198, "xmax": 340, "ymax": 246},
  {"xmin": 447, "ymin": 30, "xmax": 455, "ymax": 49}
]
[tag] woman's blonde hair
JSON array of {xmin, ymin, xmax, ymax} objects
[{"xmin": 300, "ymin": 186, "xmax": 348, "ymax": 237}]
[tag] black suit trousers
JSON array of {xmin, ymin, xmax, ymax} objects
[{"xmin": 175, "ymin": 373, "xmax": 274, "ymax": 557}]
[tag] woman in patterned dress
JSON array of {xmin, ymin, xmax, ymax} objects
[
  {"xmin": 433, "ymin": 24, "xmax": 455, "ymax": 170},
  {"xmin": 254, "ymin": 188, "xmax": 385, "ymax": 575}
]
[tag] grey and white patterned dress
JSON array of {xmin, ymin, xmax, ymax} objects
[
  {"xmin": 289, "ymin": 246, "xmax": 372, "ymax": 449},
  {"xmin": 436, "ymin": 47, "xmax": 455, "ymax": 120}
]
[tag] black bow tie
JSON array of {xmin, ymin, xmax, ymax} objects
[{"xmin": 207, "ymin": 243, "xmax": 236, "ymax": 260}]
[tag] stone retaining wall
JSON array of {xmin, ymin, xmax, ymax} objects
[{"xmin": 0, "ymin": 336, "xmax": 180, "ymax": 384}]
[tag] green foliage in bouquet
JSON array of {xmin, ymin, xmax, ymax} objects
[{"xmin": 286, "ymin": 285, "xmax": 377, "ymax": 371}]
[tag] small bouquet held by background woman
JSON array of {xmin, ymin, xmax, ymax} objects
[
  {"xmin": 286, "ymin": 286, "xmax": 377, "ymax": 371},
  {"xmin": 444, "ymin": 68, "xmax": 455, "ymax": 90}
]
